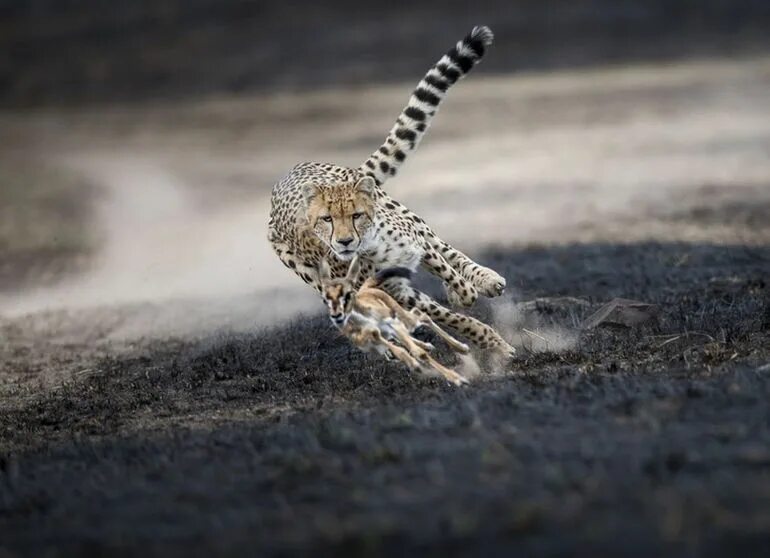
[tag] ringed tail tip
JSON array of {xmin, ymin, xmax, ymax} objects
[{"xmin": 469, "ymin": 25, "xmax": 494, "ymax": 48}]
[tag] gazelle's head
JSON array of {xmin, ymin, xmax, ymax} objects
[
  {"xmin": 318, "ymin": 255, "xmax": 361, "ymax": 327},
  {"xmin": 303, "ymin": 176, "xmax": 376, "ymax": 260}
]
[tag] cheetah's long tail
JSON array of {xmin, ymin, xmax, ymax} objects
[{"xmin": 358, "ymin": 26, "xmax": 494, "ymax": 186}]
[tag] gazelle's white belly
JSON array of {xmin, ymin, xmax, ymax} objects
[{"xmin": 347, "ymin": 311, "xmax": 399, "ymax": 353}]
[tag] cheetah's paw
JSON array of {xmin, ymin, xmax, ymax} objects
[
  {"xmin": 498, "ymin": 342, "xmax": 517, "ymax": 359},
  {"xmin": 473, "ymin": 267, "xmax": 507, "ymax": 298}
]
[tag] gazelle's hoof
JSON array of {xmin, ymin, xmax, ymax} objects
[
  {"xmin": 450, "ymin": 373, "xmax": 470, "ymax": 387},
  {"xmin": 455, "ymin": 342, "xmax": 471, "ymax": 355}
]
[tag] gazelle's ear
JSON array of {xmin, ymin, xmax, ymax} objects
[
  {"xmin": 356, "ymin": 176, "xmax": 376, "ymax": 196},
  {"xmin": 345, "ymin": 254, "xmax": 361, "ymax": 282},
  {"xmin": 302, "ymin": 183, "xmax": 321, "ymax": 205},
  {"xmin": 319, "ymin": 258, "xmax": 332, "ymax": 282}
]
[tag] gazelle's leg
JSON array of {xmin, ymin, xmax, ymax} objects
[
  {"xmin": 376, "ymin": 333, "xmax": 421, "ymax": 371},
  {"xmin": 411, "ymin": 338, "xmax": 435, "ymax": 352},
  {"xmin": 381, "ymin": 316, "xmax": 434, "ymax": 352},
  {"xmin": 387, "ymin": 321, "xmax": 430, "ymax": 360},
  {"xmin": 385, "ymin": 321, "xmax": 468, "ymax": 386},
  {"xmin": 380, "ymin": 297, "xmax": 467, "ymax": 354},
  {"xmin": 419, "ymin": 353, "xmax": 469, "ymax": 387}
]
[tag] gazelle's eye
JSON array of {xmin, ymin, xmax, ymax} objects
[
  {"xmin": 352, "ymin": 212, "xmax": 363, "ymax": 220},
  {"xmin": 321, "ymin": 216, "xmax": 332, "ymax": 223}
]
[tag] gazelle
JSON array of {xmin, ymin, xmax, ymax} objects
[{"xmin": 318, "ymin": 255, "xmax": 471, "ymax": 386}]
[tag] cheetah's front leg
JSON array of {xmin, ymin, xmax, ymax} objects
[{"xmin": 268, "ymin": 234, "xmax": 323, "ymax": 294}]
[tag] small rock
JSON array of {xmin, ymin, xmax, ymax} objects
[
  {"xmin": 736, "ymin": 444, "xmax": 770, "ymax": 466},
  {"xmin": 581, "ymin": 298, "xmax": 660, "ymax": 330}
]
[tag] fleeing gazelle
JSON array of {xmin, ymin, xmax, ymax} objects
[{"xmin": 319, "ymin": 255, "xmax": 471, "ymax": 386}]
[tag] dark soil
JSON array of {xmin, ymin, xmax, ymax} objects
[{"xmin": 2, "ymin": 238, "xmax": 769, "ymax": 557}]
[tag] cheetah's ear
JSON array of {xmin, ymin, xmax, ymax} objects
[
  {"xmin": 345, "ymin": 254, "xmax": 361, "ymax": 282},
  {"xmin": 319, "ymin": 258, "xmax": 332, "ymax": 282},
  {"xmin": 356, "ymin": 176, "xmax": 376, "ymax": 196},
  {"xmin": 302, "ymin": 183, "xmax": 321, "ymax": 206}
]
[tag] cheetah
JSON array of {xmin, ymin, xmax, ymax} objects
[
  {"xmin": 319, "ymin": 255, "xmax": 470, "ymax": 386},
  {"xmin": 269, "ymin": 25, "xmax": 515, "ymax": 357}
]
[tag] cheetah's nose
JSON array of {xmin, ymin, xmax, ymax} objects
[{"xmin": 338, "ymin": 237, "xmax": 354, "ymax": 247}]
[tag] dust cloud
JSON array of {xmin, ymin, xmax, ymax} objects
[
  {"xmin": 491, "ymin": 297, "xmax": 579, "ymax": 354},
  {"xmin": 456, "ymin": 352, "xmax": 483, "ymax": 380},
  {"xmin": 0, "ymin": 154, "xmax": 317, "ymax": 338},
  {"xmin": 456, "ymin": 295, "xmax": 580, "ymax": 381}
]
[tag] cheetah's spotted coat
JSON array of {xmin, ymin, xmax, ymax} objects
[{"xmin": 268, "ymin": 26, "xmax": 514, "ymax": 355}]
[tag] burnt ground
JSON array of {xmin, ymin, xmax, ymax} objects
[{"xmin": 2, "ymin": 234, "xmax": 770, "ymax": 557}]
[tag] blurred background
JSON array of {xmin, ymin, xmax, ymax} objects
[{"xmin": 3, "ymin": 0, "xmax": 770, "ymax": 106}]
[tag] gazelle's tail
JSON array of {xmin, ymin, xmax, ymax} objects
[{"xmin": 358, "ymin": 26, "xmax": 494, "ymax": 186}]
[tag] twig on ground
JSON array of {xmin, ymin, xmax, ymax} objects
[
  {"xmin": 522, "ymin": 328, "xmax": 548, "ymax": 343},
  {"xmin": 648, "ymin": 331, "xmax": 717, "ymax": 348},
  {"xmin": 658, "ymin": 336, "xmax": 682, "ymax": 348}
]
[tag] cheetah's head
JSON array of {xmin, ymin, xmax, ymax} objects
[{"xmin": 303, "ymin": 176, "xmax": 376, "ymax": 260}]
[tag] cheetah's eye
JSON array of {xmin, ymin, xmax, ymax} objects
[
  {"xmin": 321, "ymin": 216, "xmax": 332, "ymax": 223},
  {"xmin": 352, "ymin": 212, "xmax": 363, "ymax": 220}
]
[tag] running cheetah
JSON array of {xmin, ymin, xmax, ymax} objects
[{"xmin": 268, "ymin": 26, "xmax": 514, "ymax": 356}]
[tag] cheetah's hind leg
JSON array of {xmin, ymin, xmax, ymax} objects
[
  {"xmin": 409, "ymin": 307, "xmax": 470, "ymax": 355},
  {"xmin": 386, "ymin": 280, "xmax": 516, "ymax": 359},
  {"xmin": 444, "ymin": 282, "xmax": 473, "ymax": 309}
]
